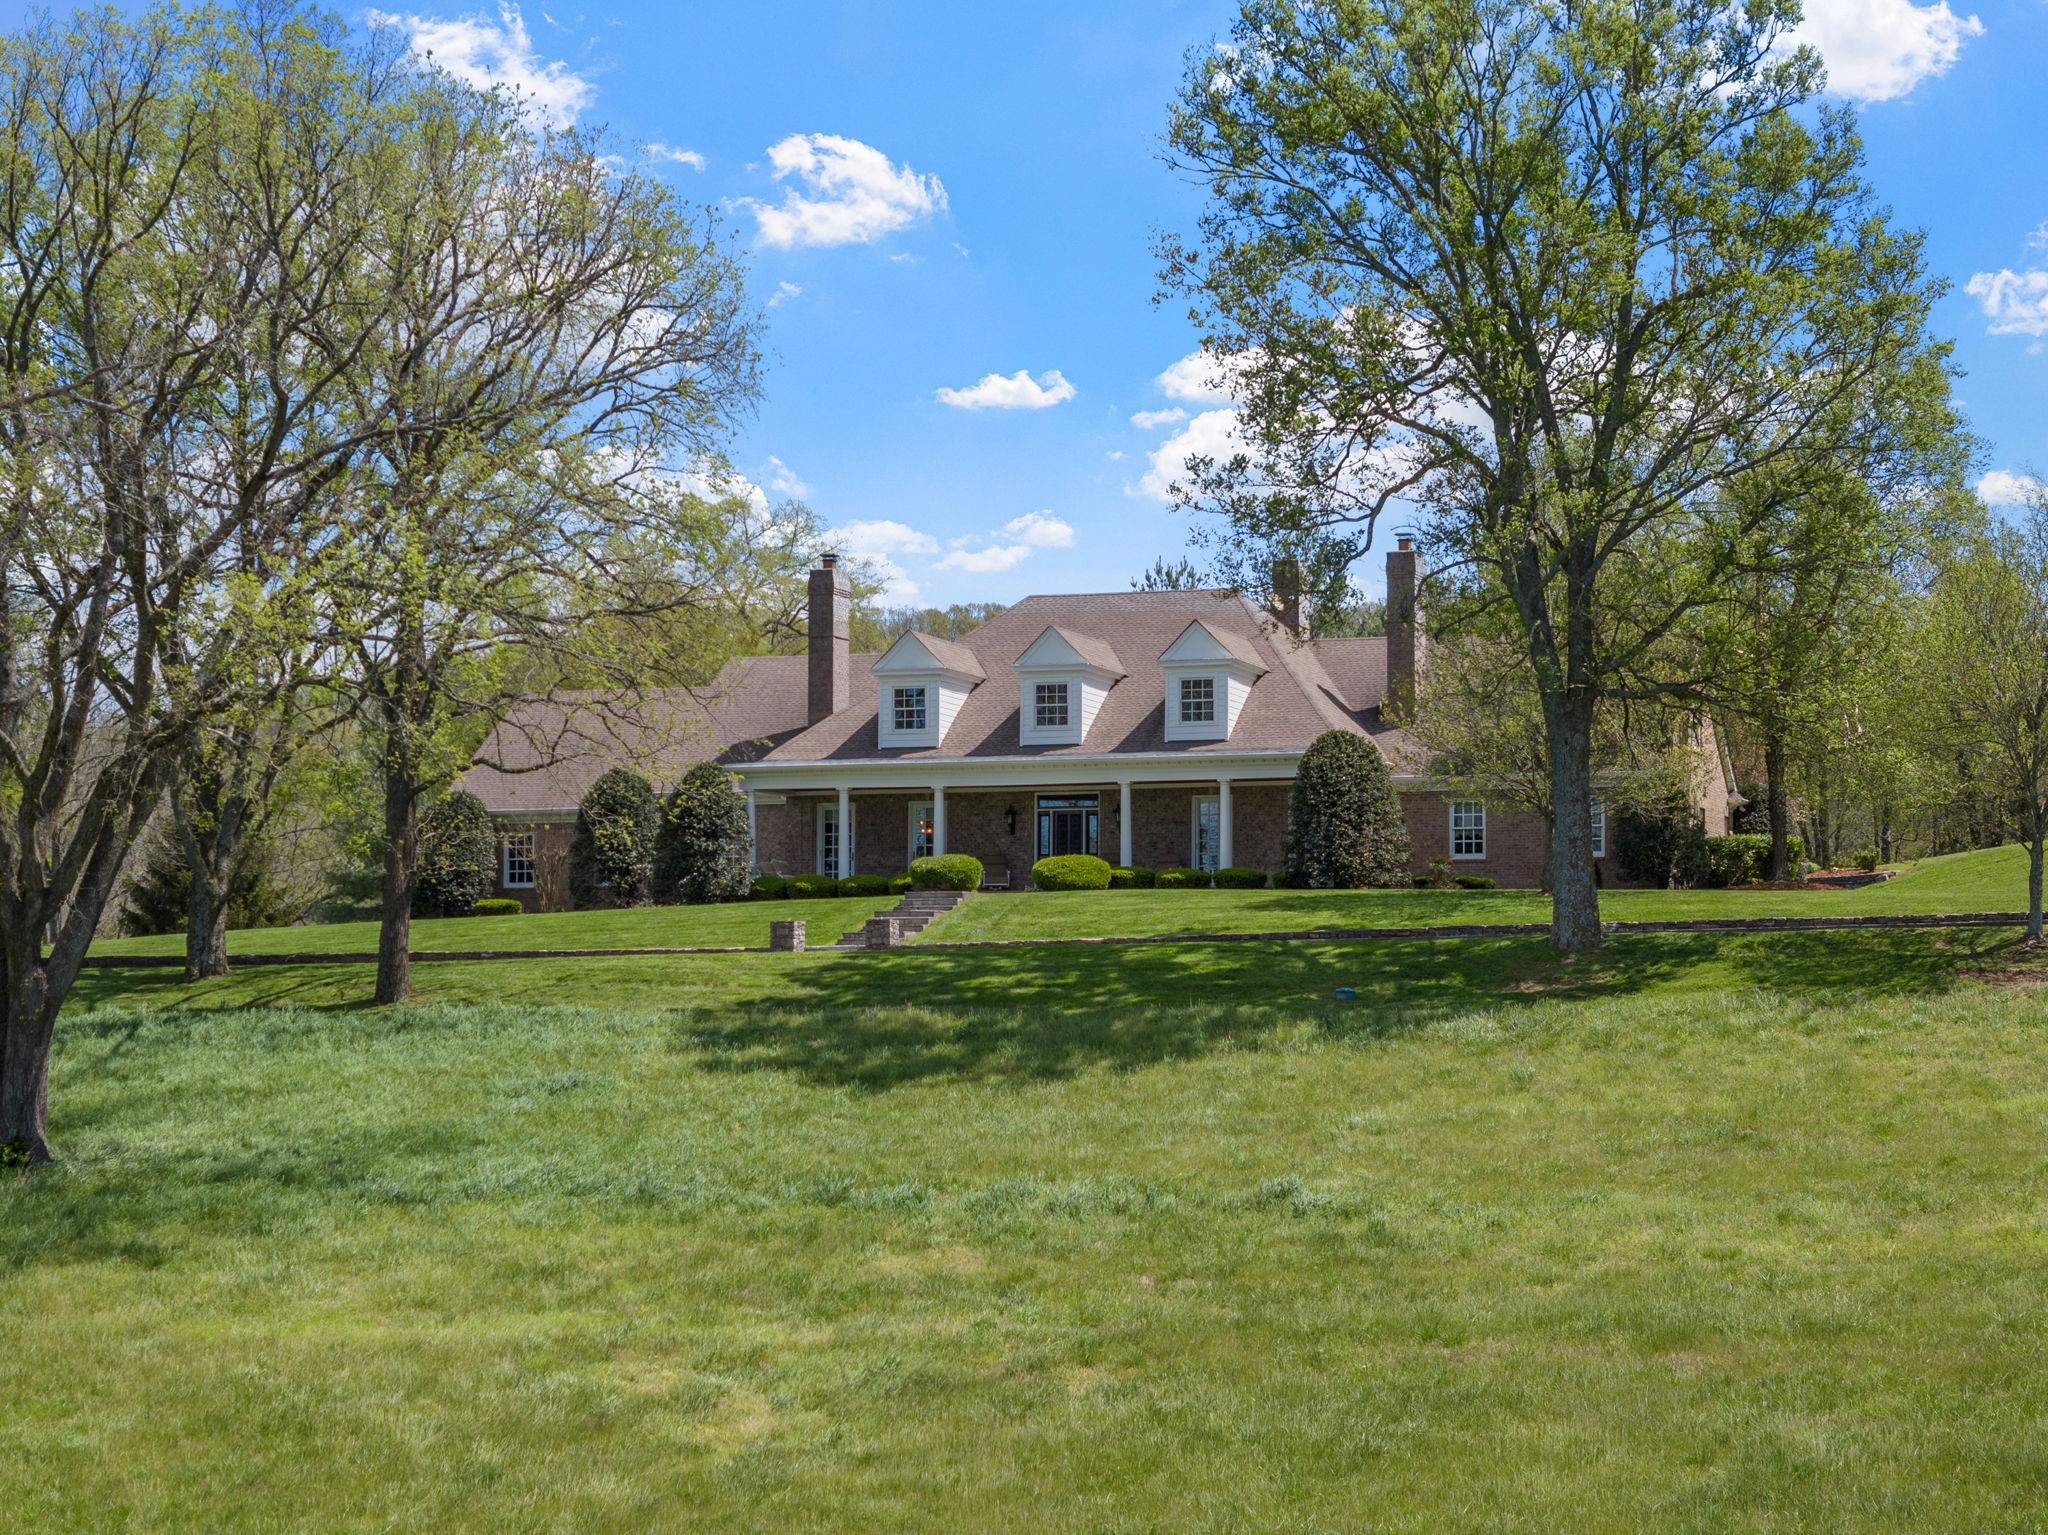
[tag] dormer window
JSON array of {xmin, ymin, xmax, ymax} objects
[
  {"xmin": 1160, "ymin": 620, "xmax": 1268, "ymax": 743},
  {"xmin": 1179, "ymin": 677, "xmax": 1216, "ymax": 724},
  {"xmin": 892, "ymin": 686, "xmax": 928, "ymax": 733},
  {"xmin": 1034, "ymin": 682, "xmax": 1070, "ymax": 729}
]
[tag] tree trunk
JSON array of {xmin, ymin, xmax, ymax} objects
[
  {"xmin": 2028, "ymin": 808, "xmax": 2045, "ymax": 948},
  {"xmin": 185, "ymin": 867, "xmax": 233, "ymax": 983},
  {"xmin": 1763, "ymin": 733, "xmax": 1792, "ymax": 881},
  {"xmin": 374, "ymin": 755, "xmax": 418, "ymax": 1006},
  {"xmin": 1544, "ymin": 698, "xmax": 1602, "ymax": 951},
  {"xmin": 0, "ymin": 957, "xmax": 55, "ymax": 1166}
]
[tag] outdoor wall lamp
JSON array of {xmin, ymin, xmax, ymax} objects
[{"xmin": 1004, "ymin": 805, "xmax": 1019, "ymax": 835}]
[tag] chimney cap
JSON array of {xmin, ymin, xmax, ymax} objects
[
  {"xmin": 819, "ymin": 552, "xmax": 839, "ymax": 568},
  {"xmin": 1396, "ymin": 536, "xmax": 1413, "ymax": 551}
]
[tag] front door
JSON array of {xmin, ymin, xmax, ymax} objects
[{"xmin": 1037, "ymin": 794, "xmax": 1099, "ymax": 858}]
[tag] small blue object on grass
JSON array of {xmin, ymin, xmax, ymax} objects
[{"xmin": 1334, "ymin": 986, "xmax": 1357, "ymax": 1001}]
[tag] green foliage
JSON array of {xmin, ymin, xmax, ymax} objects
[
  {"xmin": 1109, "ymin": 866, "xmax": 1157, "ymax": 889},
  {"xmin": 889, "ymin": 874, "xmax": 914, "ymax": 895},
  {"xmin": 911, "ymin": 855, "xmax": 983, "ymax": 892},
  {"xmin": 1132, "ymin": 556, "xmax": 1205, "ymax": 591},
  {"xmin": 1702, "ymin": 834, "xmax": 1811, "ymax": 888},
  {"xmin": 785, "ymin": 874, "xmax": 840, "ymax": 899},
  {"xmin": 1616, "ymin": 809, "xmax": 1710, "ymax": 889},
  {"xmin": 1453, "ymin": 875, "xmax": 1497, "ymax": 891},
  {"xmin": 750, "ymin": 875, "xmax": 789, "ymax": 901},
  {"xmin": 472, "ymin": 898, "xmax": 523, "ymax": 917},
  {"xmin": 569, "ymin": 770, "xmax": 661, "ymax": 909},
  {"xmin": 851, "ymin": 601, "xmax": 1008, "ymax": 652},
  {"xmin": 413, "ymin": 792, "xmax": 498, "ymax": 918},
  {"xmin": 1032, "ymin": 855, "xmax": 1112, "ymax": 891},
  {"xmin": 841, "ymin": 874, "xmax": 893, "ymax": 897},
  {"xmin": 121, "ymin": 825, "xmax": 295, "ymax": 937},
  {"xmin": 1156, "ymin": 867, "xmax": 1212, "ymax": 889},
  {"xmin": 653, "ymin": 763, "xmax": 752, "ymax": 906},
  {"xmin": 1284, "ymin": 731, "xmax": 1411, "ymax": 888},
  {"xmin": 1853, "ymin": 846, "xmax": 1882, "ymax": 872},
  {"xmin": 1215, "ymin": 867, "xmax": 1269, "ymax": 889}
]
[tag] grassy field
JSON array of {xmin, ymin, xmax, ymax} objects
[{"xmin": 11, "ymin": 846, "xmax": 2048, "ymax": 1530}]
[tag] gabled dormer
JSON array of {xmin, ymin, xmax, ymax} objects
[
  {"xmin": 1014, "ymin": 627, "xmax": 1126, "ymax": 747},
  {"xmin": 871, "ymin": 631, "xmax": 985, "ymax": 749},
  {"xmin": 1159, "ymin": 620, "xmax": 1267, "ymax": 742}
]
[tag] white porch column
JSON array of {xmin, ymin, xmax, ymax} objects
[
  {"xmin": 932, "ymin": 783, "xmax": 948, "ymax": 857},
  {"xmin": 1118, "ymin": 779, "xmax": 1134, "ymax": 867},
  {"xmin": 746, "ymin": 788, "xmax": 758, "ymax": 873},
  {"xmin": 1217, "ymin": 777, "xmax": 1234, "ymax": 870},
  {"xmin": 837, "ymin": 785, "xmax": 852, "ymax": 879}
]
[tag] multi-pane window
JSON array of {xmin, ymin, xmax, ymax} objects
[
  {"xmin": 1450, "ymin": 800, "xmax": 1486, "ymax": 859},
  {"xmin": 910, "ymin": 802, "xmax": 934, "ymax": 863},
  {"xmin": 1034, "ymin": 681, "xmax": 1070, "ymax": 729},
  {"xmin": 1590, "ymin": 801, "xmax": 1607, "ymax": 859},
  {"xmin": 892, "ymin": 685, "xmax": 927, "ymax": 733},
  {"xmin": 501, "ymin": 831, "xmax": 536, "ymax": 889},
  {"xmin": 1179, "ymin": 676, "xmax": 1216, "ymax": 723},
  {"xmin": 1192, "ymin": 796, "xmax": 1222, "ymax": 872},
  {"xmin": 817, "ymin": 805, "xmax": 841, "ymax": 876}
]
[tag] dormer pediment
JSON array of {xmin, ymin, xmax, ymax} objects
[
  {"xmin": 872, "ymin": 630, "xmax": 986, "ymax": 683},
  {"xmin": 1160, "ymin": 621, "xmax": 1264, "ymax": 742},
  {"xmin": 1014, "ymin": 627, "xmax": 1122, "ymax": 746},
  {"xmin": 1160, "ymin": 620, "xmax": 1268, "ymax": 674},
  {"xmin": 1015, "ymin": 626, "xmax": 1126, "ymax": 679}
]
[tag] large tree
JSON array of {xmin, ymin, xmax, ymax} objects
[{"xmin": 1160, "ymin": 0, "xmax": 1956, "ymax": 948}]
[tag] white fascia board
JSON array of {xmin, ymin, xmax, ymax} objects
[{"xmin": 736, "ymin": 750, "xmax": 1308, "ymax": 792}]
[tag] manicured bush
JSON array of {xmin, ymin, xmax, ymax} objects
[
  {"xmin": 1284, "ymin": 730, "xmax": 1411, "ymax": 888},
  {"xmin": 413, "ymin": 790, "xmax": 498, "ymax": 917},
  {"xmin": 568, "ymin": 768, "xmax": 660, "ymax": 908},
  {"xmin": 1852, "ymin": 845, "xmax": 1880, "ymax": 872},
  {"xmin": 1032, "ymin": 854, "xmax": 1112, "ymax": 891},
  {"xmin": 1453, "ymin": 874, "xmax": 1496, "ymax": 890},
  {"xmin": 1155, "ymin": 866, "xmax": 1212, "ymax": 889},
  {"xmin": 1615, "ymin": 806, "xmax": 1709, "ymax": 888},
  {"xmin": 888, "ymin": 874, "xmax": 914, "ymax": 895},
  {"xmin": 472, "ymin": 897, "xmax": 524, "ymax": 917},
  {"xmin": 653, "ymin": 762, "xmax": 752, "ymax": 905},
  {"xmin": 1703, "ymin": 833, "xmax": 1770, "ymax": 889},
  {"xmin": 785, "ymin": 873, "xmax": 840, "ymax": 899},
  {"xmin": 1108, "ymin": 866, "xmax": 1156, "ymax": 889},
  {"xmin": 910, "ymin": 854, "xmax": 982, "ymax": 891},
  {"xmin": 1215, "ymin": 866, "xmax": 1269, "ymax": 889},
  {"xmin": 749, "ymin": 875, "xmax": 789, "ymax": 900},
  {"xmin": 841, "ymin": 874, "xmax": 893, "ymax": 897}
]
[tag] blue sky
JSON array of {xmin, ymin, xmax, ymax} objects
[{"xmin": 10, "ymin": 0, "xmax": 2046, "ymax": 605}]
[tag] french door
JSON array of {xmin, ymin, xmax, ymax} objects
[{"xmin": 1037, "ymin": 794, "xmax": 1099, "ymax": 858}]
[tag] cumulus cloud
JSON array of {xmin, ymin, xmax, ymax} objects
[
  {"xmin": 833, "ymin": 519, "xmax": 939, "ymax": 558},
  {"xmin": 935, "ymin": 368, "xmax": 1076, "ymax": 411},
  {"xmin": 644, "ymin": 143, "xmax": 706, "ymax": 170},
  {"xmin": 767, "ymin": 281, "xmax": 803, "ymax": 308},
  {"xmin": 1136, "ymin": 408, "xmax": 1253, "ymax": 502},
  {"xmin": 764, "ymin": 456, "xmax": 809, "ymax": 499},
  {"xmin": 1967, "ymin": 228, "xmax": 2048, "ymax": 337},
  {"xmin": 1154, "ymin": 349, "xmax": 1255, "ymax": 404},
  {"xmin": 370, "ymin": 3, "xmax": 593, "ymax": 127},
  {"xmin": 938, "ymin": 543, "xmax": 1033, "ymax": 574},
  {"xmin": 1004, "ymin": 511, "xmax": 1075, "ymax": 548},
  {"xmin": 1130, "ymin": 407, "xmax": 1188, "ymax": 430},
  {"xmin": 741, "ymin": 134, "xmax": 946, "ymax": 249},
  {"xmin": 1978, "ymin": 470, "xmax": 2045, "ymax": 507},
  {"xmin": 1792, "ymin": 0, "xmax": 1983, "ymax": 102}
]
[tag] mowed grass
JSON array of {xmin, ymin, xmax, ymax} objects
[
  {"xmin": 918, "ymin": 844, "xmax": 2040, "ymax": 945},
  {"xmin": 11, "ymin": 915, "xmax": 2048, "ymax": 1530}
]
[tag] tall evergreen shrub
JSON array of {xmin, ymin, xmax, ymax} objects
[
  {"xmin": 413, "ymin": 790, "xmax": 498, "ymax": 916},
  {"xmin": 569, "ymin": 769, "xmax": 661, "ymax": 908},
  {"xmin": 1284, "ymin": 730, "xmax": 1411, "ymax": 888},
  {"xmin": 653, "ymin": 762, "xmax": 753, "ymax": 904},
  {"xmin": 121, "ymin": 825, "xmax": 294, "ymax": 936}
]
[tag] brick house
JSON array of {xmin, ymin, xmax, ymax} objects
[{"xmin": 461, "ymin": 543, "xmax": 1734, "ymax": 907}]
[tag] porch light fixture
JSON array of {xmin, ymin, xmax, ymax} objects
[{"xmin": 1005, "ymin": 805, "xmax": 1018, "ymax": 835}]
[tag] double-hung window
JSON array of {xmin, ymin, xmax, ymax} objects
[
  {"xmin": 1034, "ymin": 682, "xmax": 1070, "ymax": 729},
  {"xmin": 892, "ymin": 686, "xmax": 927, "ymax": 733},
  {"xmin": 501, "ymin": 831, "xmax": 536, "ymax": 889},
  {"xmin": 1449, "ymin": 801, "xmax": 1486, "ymax": 860},
  {"xmin": 1590, "ymin": 801, "xmax": 1607, "ymax": 859},
  {"xmin": 1179, "ymin": 676, "xmax": 1216, "ymax": 724}
]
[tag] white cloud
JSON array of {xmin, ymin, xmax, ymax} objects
[
  {"xmin": 370, "ymin": 3, "xmax": 593, "ymax": 127},
  {"xmin": 1792, "ymin": 0, "xmax": 1983, "ymax": 103},
  {"xmin": 833, "ymin": 519, "xmax": 938, "ymax": 558},
  {"xmin": 767, "ymin": 281, "xmax": 802, "ymax": 308},
  {"xmin": 1130, "ymin": 407, "xmax": 1188, "ymax": 430},
  {"xmin": 1154, "ymin": 349, "xmax": 1252, "ymax": 404},
  {"xmin": 934, "ymin": 368, "xmax": 1076, "ymax": 411},
  {"xmin": 645, "ymin": 143, "xmax": 706, "ymax": 170},
  {"xmin": 740, "ymin": 134, "xmax": 946, "ymax": 249},
  {"xmin": 1967, "ymin": 228, "xmax": 2048, "ymax": 337},
  {"xmin": 1004, "ymin": 511, "xmax": 1074, "ymax": 548},
  {"xmin": 937, "ymin": 544, "xmax": 1032, "ymax": 574},
  {"xmin": 1978, "ymin": 470, "xmax": 2045, "ymax": 507},
  {"xmin": 764, "ymin": 456, "xmax": 809, "ymax": 498},
  {"xmin": 1136, "ymin": 407, "xmax": 1252, "ymax": 502}
]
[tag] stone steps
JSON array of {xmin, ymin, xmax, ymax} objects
[{"xmin": 831, "ymin": 888, "xmax": 973, "ymax": 949}]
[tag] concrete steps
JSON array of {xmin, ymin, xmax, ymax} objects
[{"xmin": 832, "ymin": 888, "xmax": 973, "ymax": 949}]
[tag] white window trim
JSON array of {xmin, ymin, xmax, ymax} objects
[
  {"xmin": 1590, "ymin": 800, "xmax": 1607, "ymax": 860},
  {"xmin": 909, "ymin": 800, "xmax": 934, "ymax": 865},
  {"xmin": 1449, "ymin": 800, "xmax": 1486, "ymax": 860},
  {"xmin": 891, "ymin": 685, "xmax": 928, "ymax": 734},
  {"xmin": 1190, "ymin": 793, "xmax": 1221, "ymax": 873},
  {"xmin": 501, "ymin": 831, "xmax": 536, "ymax": 889},
  {"xmin": 815, "ymin": 802, "xmax": 843, "ymax": 877},
  {"xmin": 1033, "ymin": 681, "xmax": 1071, "ymax": 729},
  {"xmin": 1179, "ymin": 675, "xmax": 1217, "ymax": 725}
]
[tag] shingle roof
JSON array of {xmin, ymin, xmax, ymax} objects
[{"xmin": 1024, "ymin": 626, "xmax": 1126, "ymax": 677}]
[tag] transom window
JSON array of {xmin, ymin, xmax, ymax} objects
[
  {"xmin": 1034, "ymin": 681, "xmax": 1070, "ymax": 728},
  {"xmin": 1450, "ymin": 801, "xmax": 1486, "ymax": 860},
  {"xmin": 892, "ymin": 685, "xmax": 927, "ymax": 733},
  {"xmin": 1590, "ymin": 801, "xmax": 1607, "ymax": 859},
  {"xmin": 1037, "ymin": 794, "xmax": 1098, "ymax": 858},
  {"xmin": 1179, "ymin": 676, "xmax": 1216, "ymax": 724},
  {"xmin": 501, "ymin": 831, "xmax": 536, "ymax": 889}
]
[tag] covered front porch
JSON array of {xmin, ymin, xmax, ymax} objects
[{"xmin": 737, "ymin": 754, "xmax": 1303, "ymax": 884}]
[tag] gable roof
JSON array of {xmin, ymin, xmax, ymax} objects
[
  {"xmin": 871, "ymin": 629, "xmax": 987, "ymax": 679},
  {"xmin": 1159, "ymin": 618, "xmax": 1270, "ymax": 672},
  {"xmin": 1015, "ymin": 625, "xmax": 1127, "ymax": 676}
]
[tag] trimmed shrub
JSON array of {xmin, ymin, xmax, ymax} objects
[
  {"xmin": 1215, "ymin": 866, "xmax": 1269, "ymax": 889},
  {"xmin": 1032, "ymin": 854, "xmax": 1112, "ymax": 891},
  {"xmin": 1156, "ymin": 866, "xmax": 1212, "ymax": 889},
  {"xmin": 473, "ymin": 897, "xmax": 524, "ymax": 917},
  {"xmin": 569, "ymin": 768, "xmax": 660, "ymax": 909},
  {"xmin": 1703, "ymin": 833, "xmax": 1768, "ymax": 889},
  {"xmin": 1109, "ymin": 865, "xmax": 1156, "ymax": 889},
  {"xmin": 653, "ymin": 762, "xmax": 752, "ymax": 905},
  {"xmin": 413, "ymin": 791, "xmax": 498, "ymax": 917},
  {"xmin": 841, "ymin": 874, "xmax": 893, "ymax": 897},
  {"xmin": 910, "ymin": 854, "xmax": 982, "ymax": 891},
  {"xmin": 1852, "ymin": 845, "xmax": 1880, "ymax": 872},
  {"xmin": 1615, "ymin": 807, "xmax": 1709, "ymax": 888},
  {"xmin": 888, "ymin": 874, "xmax": 914, "ymax": 895},
  {"xmin": 1284, "ymin": 730, "xmax": 1411, "ymax": 888},
  {"xmin": 785, "ymin": 873, "xmax": 840, "ymax": 899},
  {"xmin": 1453, "ymin": 874, "xmax": 1497, "ymax": 890},
  {"xmin": 749, "ymin": 874, "xmax": 789, "ymax": 900}
]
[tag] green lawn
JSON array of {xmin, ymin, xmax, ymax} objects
[
  {"xmin": 14, "ymin": 848, "xmax": 2048, "ymax": 1529},
  {"xmin": 917, "ymin": 844, "xmax": 2039, "ymax": 945}
]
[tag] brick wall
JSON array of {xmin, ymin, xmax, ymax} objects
[
  {"xmin": 487, "ymin": 821, "xmax": 574, "ymax": 912},
  {"xmin": 1398, "ymin": 790, "xmax": 1627, "ymax": 888}
]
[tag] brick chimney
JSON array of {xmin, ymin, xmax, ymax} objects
[
  {"xmin": 1272, "ymin": 556, "xmax": 1305, "ymax": 640},
  {"xmin": 1385, "ymin": 537, "xmax": 1423, "ymax": 719},
  {"xmin": 807, "ymin": 554, "xmax": 851, "ymax": 724}
]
